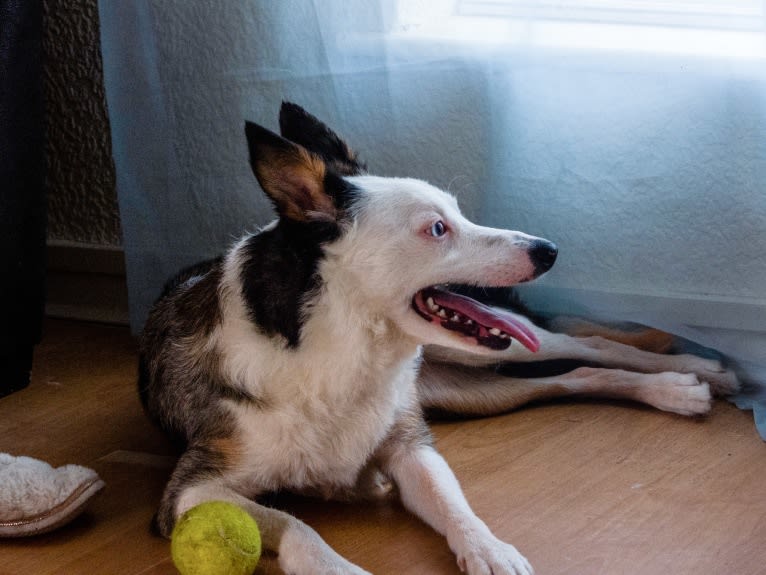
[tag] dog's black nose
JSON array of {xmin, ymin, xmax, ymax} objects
[{"xmin": 529, "ymin": 239, "xmax": 558, "ymax": 275}]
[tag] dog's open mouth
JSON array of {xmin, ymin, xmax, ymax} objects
[{"xmin": 412, "ymin": 286, "xmax": 539, "ymax": 352}]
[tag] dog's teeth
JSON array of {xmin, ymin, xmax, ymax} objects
[
  {"xmin": 437, "ymin": 309, "xmax": 448, "ymax": 318},
  {"xmin": 427, "ymin": 297, "xmax": 438, "ymax": 311},
  {"xmin": 489, "ymin": 328, "xmax": 501, "ymax": 336},
  {"xmin": 499, "ymin": 332, "xmax": 510, "ymax": 339},
  {"xmin": 464, "ymin": 319, "xmax": 473, "ymax": 326},
  {"xmin": 451, "ymin": 314, "xmax": 461, "ymax": 322}
]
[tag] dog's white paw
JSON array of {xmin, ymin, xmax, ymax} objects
[
  {"xmin": 455, "ymin": 534, "xmax": 534, "ymax": 575},
  {"xmin": 640, "ymin": 372, "xmax": 712, "ymax": 416}
]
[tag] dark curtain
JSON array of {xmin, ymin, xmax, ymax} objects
[{"xmin": 0, "ymin": 0, "xmax": 46, "ymax": 396}]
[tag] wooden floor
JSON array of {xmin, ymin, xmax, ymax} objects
[{"xmin": 2, "ymin": 319, "xmax": 765, "ymax": 575}]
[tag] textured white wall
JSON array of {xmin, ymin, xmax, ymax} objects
[{"xmin": 44, "ymin": 0, "xmax": 121, "ymax": 246}]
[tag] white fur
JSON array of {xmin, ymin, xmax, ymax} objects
[{"xmin": 332, "ymin": 176, "xmax": 542, "ymax": 354}]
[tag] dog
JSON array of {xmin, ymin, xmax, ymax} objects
[{"xmin": 139, "ymin": 102, "xmax": 739, "ymax": 575}]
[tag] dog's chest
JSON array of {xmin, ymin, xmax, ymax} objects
[{"xmin": 226, "ymin": 345, "xmax": 420, "ymax": 493}]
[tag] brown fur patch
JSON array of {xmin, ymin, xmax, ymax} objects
[
  {"xmin": 256, "ymin": 145, "xmax": 335, "ymax": 222},
  {"xmin": 206, "ymin": 435, "xmax": 245, "ymax": 470},
  {"xmin": 550, "ymin": 316, "xmax": 676, "ymax": 354},
  {"xmin": 612, "ymin": 328, "xmax": 675, "ymax": 354},
  {"xmin": 579, "ymin": 326, "xmax": 675, "ymax": 353}
]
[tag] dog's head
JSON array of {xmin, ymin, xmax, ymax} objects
[{"xmin": 245, "ymin": 103, "xmax": 556, "ymax": 354}]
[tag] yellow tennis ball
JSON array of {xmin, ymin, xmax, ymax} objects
[{"xmin": 171, "ymin": 500, "xmax": 261, "ymax": 575}]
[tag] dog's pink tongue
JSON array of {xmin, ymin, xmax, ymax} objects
[{"xmin": 431, "ymin": 289, "xmax": 540, "ymax": 352}]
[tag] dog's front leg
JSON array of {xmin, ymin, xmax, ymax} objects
[
  {"xmin": 270, "ymin": 507, "xmax": 373, "ymax": 575},
  {"xmin": 383, "ymin": 444, "xmax": 533, "ymax": 575},
  {"xmin": 169, "ymin": 479, "xmax": 371, "ymax": 575}
]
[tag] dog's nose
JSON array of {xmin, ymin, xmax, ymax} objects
[{"xmin": 529, "ymin": 239, "xmax": 558, "ymax": 275}]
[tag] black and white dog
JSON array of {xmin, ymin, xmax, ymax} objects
[{"xmin": 139, "ymin": 103, "xmax": 738, "ymax": 574}]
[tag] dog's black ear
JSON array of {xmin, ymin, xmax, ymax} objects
[
  {"xmin": 245, "ymin": 120, "xmax": 337, "ymax": 222},
  {"xmin": 279, "ymin": 102, "xmax": 365, "ymax": 176}
]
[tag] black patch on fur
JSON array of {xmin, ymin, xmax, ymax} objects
[
  {"xmin": 324, "ymin": 170, "xmax": 361, "ymax": 214},
  {"xmin": 238, "ymin": 170, "xmax": 360, "ymax": 347},
  {"xmin": 240, "ymin": 218, "xmax": 340, "ymax": 348},
  {"xmin": 279, "ymin": 102, "xmax": 367, "ymax": 176}
]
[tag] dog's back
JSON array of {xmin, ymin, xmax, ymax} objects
[{"xmin": 138, "ymin": 257, "xmax": 229, "ymax": 446}]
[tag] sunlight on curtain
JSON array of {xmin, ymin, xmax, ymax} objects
[
  {"xmin": 395, "ymin": 0, "xmax": 766, "ymax": 56},
  {"xmin": 99, "ymin": 0, "xmax": 766, "ymax": 437}
]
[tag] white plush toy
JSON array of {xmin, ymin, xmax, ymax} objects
[{"xmin": 0, "ymin": 453, "xmax": 104, "ymax": 537}]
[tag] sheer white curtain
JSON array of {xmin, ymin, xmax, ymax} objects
[{"xmin": 99, "ymin": 0, "xmax": 766, "ymax": 437}]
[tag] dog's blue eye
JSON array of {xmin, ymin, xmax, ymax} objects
[{"xmin": 430, "ymin": 221, "xmax": 446, "ymax": 237}]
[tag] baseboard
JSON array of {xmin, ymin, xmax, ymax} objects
[{"xmin": 46, "ymin": 241, "xmax": 129, "ymax": 325}]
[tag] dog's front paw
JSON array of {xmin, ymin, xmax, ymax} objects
[
  {"xmin": 455, "ymin": 533, "xmax": 534, "ymax": 575},
  {"xmin": 640, "ymin": 372, "xmax": 712, "ymax": 416}
]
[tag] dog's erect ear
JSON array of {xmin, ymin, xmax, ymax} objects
[
  {"xmin": 245, "ymin": 120, "xmax": 337, "ymax": 222},
  {"xmin": 278, "ymin": 102, "xmax": 365, "ymax": 176}
]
